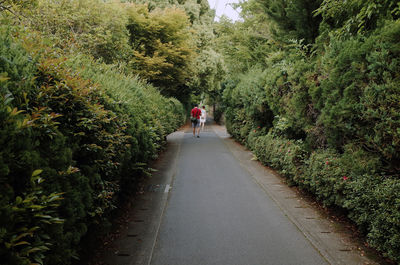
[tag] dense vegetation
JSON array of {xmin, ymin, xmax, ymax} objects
[
  {"xmin": 215, "ymin": 0, "xmax": 400, "ymax": 262},
  {"xmin": 2, "ymin": 0, "xmax": 400, "ymax": 263},
  {"xmin": 0, "ymin": 0, "xmax": 219, "ymax": 264}
]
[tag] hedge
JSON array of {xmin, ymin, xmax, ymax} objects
[
  {"xmin": 222, "ymin": 19, "xmax": 400, "ymax": 262},
  {"xmin": 0, "ymin": 25, "xmax": 185, "ymax": 265},
  {"xmin": 247, "ymin": 134, "xmax": 400, "ymax": 261}
]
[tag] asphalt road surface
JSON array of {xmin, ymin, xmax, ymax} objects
[{"xmin": 150, "ymin": 128, "xmax": 328, "ymax": 265}]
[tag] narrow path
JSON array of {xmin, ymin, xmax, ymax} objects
[
  {"xmin": 149, "ymin": 126, "xmax": 327, "ymax": 265},
  {"xmin": 98, "ymin": 123, "xmax": 379, "ymax": 265}
]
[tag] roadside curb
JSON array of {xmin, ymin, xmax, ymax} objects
[{"xmin": 98, "ymin": 130, "xmax": 184, "ymax": 265}]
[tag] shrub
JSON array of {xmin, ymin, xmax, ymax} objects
[
  {"xmin": 223, "ymin": 67, "xmax": 274, "ymax": 143},
  {"xmin": 313, "ymin": 20, "xmax": 400, "ymax": 169},
  {"xmin": 27, "ymin": 0, "xmax": 131, "ymax": 64},
  {"xmin": 248, "ymin": 132, "xmax": 305, "ymax": 184},
  {"xmin": 213, "ymin": 107, "xmax": 224, "ymax": 123},
  {"xmin": 65, "ymin": 54, "xmax": 186, "ymax": 158},
  {"xmin": 222, "ymin": 21, "xmax": 400, "ymax": 261},
  {"xmin": 347, "ymin": 177, "xmax": 400, "ymax": 260},
  {"xmin": 0, "ymin": 25, "xmax": 185, "ymax": 265}
]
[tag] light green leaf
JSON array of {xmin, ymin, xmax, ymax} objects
[
  {"xmin": 13, "ymin": 241, "xmax": 31, "ymax": 247},
  {"xmin": 32, "ymin": 169, "xmax": 43, "ymax": 177}
]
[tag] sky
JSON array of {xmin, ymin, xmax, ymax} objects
[{"xmin": 207, "ymin": 0, "xmax": 242, "ymax": 22}]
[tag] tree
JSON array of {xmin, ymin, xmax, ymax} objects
[
  {"xmin": 251, "ymin": 0, "xmax": 323, "ymax": 44},
  {"xmin": 126, "ymin": 4, "xmax": 196, "ymax": 100},
  {"xmin": 25, "ymin": 0, "xmax": 130, "ymax": 64},
  {"xmin": 316, "ymin": 0, "xmax": 400, "ymax": 36},
  {"xmin": 0, "ymin": 0, "xmax": 37, "ymax": 15}
]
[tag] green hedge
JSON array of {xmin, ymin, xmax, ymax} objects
[
  {"xmin": 248, "ymin": 134, "xmax": 400, "ymax": 261},
  {"xmin": 223, "ymin": 19, "xmax": 400, "ymax": 262},
  {"xmin": 0, "ymin": 26, "xmax": 184, "ymax": 265},
  {"xmin": 313, "ymin": 20, "xmax": 400, "ymax": 165}
]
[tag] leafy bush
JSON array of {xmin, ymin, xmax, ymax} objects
[
  {"xmin": 223, "ymin": 67, "xmax": 274, "ymax": 143},
  {"xmin": 212, "ymin": 106, "xmax": 223, "ymax": 123},
  {"xmin": 300, "ymin": 145, "xmax": 381, "ymax": 206},
  {"xmin": 247, "ymin": 131, "xmax": 400, "ymax": 261},
  {"xmin": 221, "ymin": 11, "xmax": 400, "ymax": 263},
  {"xmin": 313, "ymin": 20, "xmax": 400, "ymax": 170},
  {"xmin": 66, "ymin": 54, "xmax": 186, "ymax": 161},
  {"xmin": 28, "ymin": 0, "xmax": 131, "ymax": 64},
  {"xmin": 346, "ymin": 176, "xmax": 400, "ymax": 260},
  {"xmin": 0, "ymin": 0, "xmax": 212, "ymax": 263},
  {"xmin": 248, "ymin": 132, "xmax": 305, "ymax": 184},
  {"xmin": 0, "ymin": 25, "xmax": 185, "ymax": 265},
  {"xmin": 0, "ymin": 170, "xmax": 64, "ymax": 265}
]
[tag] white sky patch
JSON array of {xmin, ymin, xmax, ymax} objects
[{"xmin": 207, "ymin": 0, "xmax": 242, "ymax": 22}]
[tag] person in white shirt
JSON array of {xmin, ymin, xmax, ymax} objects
[{"xmin": 200, "ymin": 106, "xmax": 207, "ymax": 131}]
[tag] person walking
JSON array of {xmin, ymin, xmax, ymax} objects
[
  {"xmin": 200, "ymin": 106, "xmax": 207, "ymax": 131},
  {"xmin": 191, "ymin": 104, "xmax": 201, "ymax": 138}
]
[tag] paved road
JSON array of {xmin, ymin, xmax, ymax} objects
[{"xmin": 150, "ymin": 128, "xmax": 328, "ymax": 265}]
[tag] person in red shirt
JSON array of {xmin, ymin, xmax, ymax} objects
[{"xmin": 191, "ymin": 104, "xmax": 202, "ymax": 138}]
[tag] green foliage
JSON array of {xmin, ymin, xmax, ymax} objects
[
  {"xmin": 218, "ymin": 0, "xmax": 400, "ymax": 261},
  {"xmin": 126, "ymin": 4, "xmax": 196, "ymax": 100},
  {"xmin": 316, "ymin": 0, "xmax": 400, "ymax": 36},
  {"xmin": 248, "ymin": 132, "xmax": 305, "ymax": 183},
  {"xmin": 223, "ymin": 67, "xmax": 274, "ymax": 139},
  {"xmin": 129, "ymin": 0, "xmax": 212, "ymax": 23},
  {"xmin": 313, "ymin": 20, "xmax": 400, "ymax": 168},
  {"xmin": 212, "ymin": 106, "xmax": 224, "ymax": 123},
  {"xmin": 1, "ymin": 0, "xmax": 210, "ymax": 264},
  {"xmin": 262, "ymin": 41, "xmax": 316, "ymax": 140},
  {"xmin": 247, "ymin": 131, "xmax": 400, "ymax": 261},
  {"xmin": 0, "ymin": 28, "xmax": 69, "ymax": 264},
  {"xmin": 190, "ymin": 48, "xmax": 225, "ymax": 95},
  {"xmin": 346, "ymin": 176, "xmax": 400, "ymax": 260},
  {"xmin": 250, "ymin": 0, "xmax": 323, "ymax": 43},
  {"xmin": 187, "ymin": 11, "xmax": 225, "ymax": 104},
  {"xmin": 27, "ymin": 0, "xmax": 131, "ymax": 64},
  {"xmin": 0, "ymin": 0, "xmax": 37, "ymax": 16},
  {"xmin": 66, "ymin": 54, "xmax": 186, "ymax": 161},
  {"xmin": 4, "ymin": 0, "xmax": 216, "ymax": 107},
  {"xmin": 214, "ymin": 17, "xmax": 272, "ymax": 74},
  {"xmin": 300, "ymin": 146, "xmax": 381, "ymax": 206},
  {"xmin": 0, "ymin": 171, "xmax": 64, "ymax": 265},
  {"xmin": 0, "ymin": 24, "xmax": 185, "ymax": 265}
]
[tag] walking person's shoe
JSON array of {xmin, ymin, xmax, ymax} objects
[{"xmin": 197, "ymin": 135, "xmax": 200, "ymax": 138}]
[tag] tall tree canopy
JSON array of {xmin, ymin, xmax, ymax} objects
[
  {"xmin": 126, "ymin": 4, "xmax": 195, "ymax": 98},
  {"xmin": 8, "ymin": 0, "xmax": 220, "ymax": 103},
  {"xmin": 246, "ymin": 0, "xmax": 323, "ymax": 44}
]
